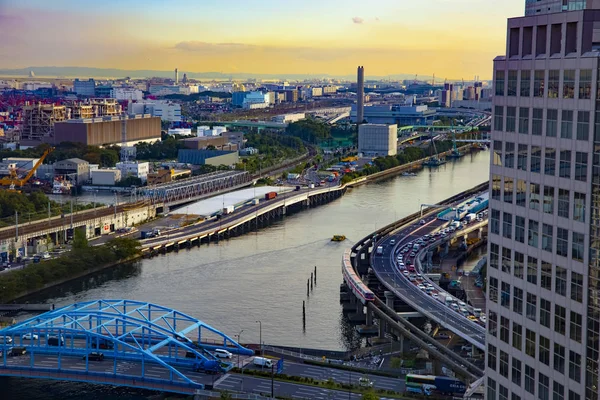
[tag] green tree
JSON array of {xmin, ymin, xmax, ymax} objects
[
  {"xmin": 72, "ymin": 229, "xmax": 88, "ymax": 251},
  {"xmin": 220, "ymin": 391, "xmax": 233, "ymax": 399},
  {"xmin": 361, "ymin": 391, "xmax": 380, "ymax": 400}
]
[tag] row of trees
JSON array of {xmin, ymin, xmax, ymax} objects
[
  {"xmin": 285, "ymin": 119, "xmax": 332, "ymax": 143},
  {"xmin": 0, "ymin": 237, "xmax": 140, "ymax": 303},
  {"xmin": 0, "ymin": 142, "xmax": 120, "ymax": 168},
  {"xmin": 237, "ymin": 132, "xmax": 306, "ymax": 174}
]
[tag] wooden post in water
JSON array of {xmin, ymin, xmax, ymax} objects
[
  {"xmin": 310, "ymin": 272, "xmax": 313, "ymax": 291},
  {"xmin": 302, "ymin": 301, "xmax": 306, "ymax": 328},
  {"xmin": 307, "ymin": 279, "xmax": 310, "ymax": 297},
  {"xmin": 314, "ymin": 266, "xmax": 317, "ymax": 284}
]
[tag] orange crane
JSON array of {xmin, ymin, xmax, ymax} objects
[{"xmin": 0, "ymin": 147, "xmax": 54, "ymax": 192}]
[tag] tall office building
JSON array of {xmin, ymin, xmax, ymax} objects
[
  {"xmin": 487, "ymin": 3, "xmax": 600, "ymax": 400},
  {"xmin": 357, "ymin": 66, "xmax": 364, "ymax": 125},
  {"xmin": 175, "ymin": 68, "xmax": 179, "ymax": 85},
  {"xmin": 525, "ymin": 0, "xmax": 597, "ymax": 15}
]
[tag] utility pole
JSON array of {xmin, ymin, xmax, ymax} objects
[
  {"xmin": 15, "ymin": 211, "xmax": 18, "ymax": 240},
  {"xmin": 271, "ymin": 363, "xmax": 274, "ymax": 398}
]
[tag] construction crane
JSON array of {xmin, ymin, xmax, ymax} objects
[{"xmin": 0, "ymin": 147, "xmax": 54, "ymax": 192}]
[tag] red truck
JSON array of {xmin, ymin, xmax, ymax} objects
[{"xmin": 264, "ymin": 191, "xmax": 277, "ymax": 200}]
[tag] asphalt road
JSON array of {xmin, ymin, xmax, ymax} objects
[{"xmin": 371, "ymin": 213, "xmax": 486, "ymax": 348}]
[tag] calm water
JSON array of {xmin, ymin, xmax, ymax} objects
[{"xmin": 7, "ymin": 150, "xmax": 490, "ymax": 398}]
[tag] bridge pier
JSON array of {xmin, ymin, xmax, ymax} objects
[
  {"xmin": 478, "ymin": 227, "xmax": 483, "ymax": 239},
  {"xmin": 366, "ymin": 308, "xmax": 373, "ymax": 326}
]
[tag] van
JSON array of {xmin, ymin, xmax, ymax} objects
[
  {"xmin": 253, "ymin": 356, "xmax": 273, "ymax": 368},
  {"xmin": 445, "ymin": 296, "xmax": 454, "ymax": 306},
  {"xmin": 48, "ymin": 336, "xmax": 64, "ymax": 346},
  {"xmin": 390, "ymin": 239, "xmax": 395, "ymax": 245},
  {"xmin": 8, "ymin": 347, "xmax": 26, "ymax": 357},
  {"xmin": 213, "ymin": 349, "xmax": 233, "ymax": 359},
  {"xmin": 473, "ymin": 308, "xmax": 482, "ymax": 317}
]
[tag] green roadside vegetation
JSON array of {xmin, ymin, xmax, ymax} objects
[
  {"xmin": 0, "ymin": 191, "xmax": 97, "ymax": 228},
  {"xmin": 0, "ymin": 235, "xmax": 141, "ymax": 303},
  {"xmin": 230, "ymin": 367, "xmax": 403, "ymax": 399},
  {"xmin": 285, "ymin": 118, "xmax": 356, "ymax": 147},
  {"xmin": 235, "ymin": 132, "xmax": 306, "ymax": 174},
  {"xmin": 0, "ymin": 142, "xmax": 120, "ymax": 168},
  {"xmin": 302, "ymin": 359, "xmax": 399, "ymax": 378},
  {"xmin": 340, "ymin": 140, "xmax": 458, "ymax": 185}
]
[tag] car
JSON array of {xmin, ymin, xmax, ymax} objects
[
  {"xmin": 460, "ymin": 345, "xmax": 471, "ymax": 351},
  {"xmin": 432, "ymin": 293, "xmax": 439, "ymax": 299},
  {"xmin": 213, "ymin": 349, "xmax": 233, "ymax": 359},
  {"xmin": 390, "ymin": 239, "xmax": 395, "ymax": 245},
  {"xmin": 467, "ymin": 316, "xmax": 478, "ymax": 322},
  {"xmin": 458, "ymin": 301, "xmax": 467, "ymax": 308},
  {"xmin": 410, "ymin": 252, "xmax": 416, "ymax": 257},
  {"xmin": 358, "ymin": 377, "xmax": 374, "ymax": 388},
  {"xmin": 435, "ymin": 333, "xmax": 451, "ymax": 340},
  {"xmin": 420, "ymin": 220, "xmax": 426, "ymax": 225},
  {"xmin": 403, "ymin": 270, "xmax": 409, "ymax": 276},
  {"xmin": 84, "ymin": 352, "xmax": 105, "ymax": 361},
  {"xmin": 0, "ymin": 336, "xmax": 13, "ymax": 344},
  {"xmin": 8, "ymin": 347, "xmax": 26, "ymax": 357},
  {"xmin": 418, "ymin": 284, "xmax": 426, "ymax": 291},
  {"xmin": 21, "ymin": 333, "xmax": 39, "ymax": 340},
  {"xmin": 479, "ymin": 315, "xmax": 487, "ymax": 324}
]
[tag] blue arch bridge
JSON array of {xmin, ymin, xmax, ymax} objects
[{"xmin": 0, "ymin": 300, "xmax": 253, "ymax": 395}]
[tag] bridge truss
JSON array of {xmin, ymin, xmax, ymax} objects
[
  {"xmin": 135, "ymin": 171, "xmax": 251, "ymax": 204},
  {"xmin": 0, "ymin": 299, "xmax": 253, "ymax": 394}
]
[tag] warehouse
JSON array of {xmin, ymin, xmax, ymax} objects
[
  {"xmin": 177, "ymin": 149, "xmax": 239, "ymax": 166},
  {"xmin": 54, "ymin": 115, "xmax": 161, "ymax": 146}
]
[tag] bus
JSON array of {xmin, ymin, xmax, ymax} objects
[{"xmin": 405, "ymin": 374, "xmax": 466, "ymax": 396}]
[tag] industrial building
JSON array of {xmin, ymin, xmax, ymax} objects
[
  {"xmin": 358, "ymin": 124, "xmax": 397, "ymax": 157},
  {"xmin": 21, "ymin": 103, "xmax": 67, "ymax": 141},
  {"xmin": 111, "ymin": 88, "xmax": 143, "ymax": 101},
  {"xmin": 54, "ymin": 115, "xmax": 161, "ymax": 146},
  {"xmin": 116, "ymin": 161, "xmax": 149, "ymax": 183},
  {"xmin": 177, "ymin": 149, "xmax": 239, "ymax": 166},
  {"xmin": 197, "ymin": 126, "xmax": 227, "ymax": 137},
  {"xmin": 54, "ymin": 158, "xmax": 90, "ymax": 185},
  {"xmin": 168, "ymin": 128, "xmax": 192, "ymax": 136},
  {"xmin": 222, "ymin": 131, "xmax": 245, "ymax": 149},
  {"xmin": 486, "ymin": 3, "xmax": 600, "ymax": 400},
  {"xmin": 181, "ymin": 136, "xmax": 227, "ymax": 150},
  {"xmin": 350, "ymin": 104, "xmax": 436, "ymax": 126},
  {"xmin": 91, "ymin": 168, "xmax": 121, "ymax": 186},
  {"xmin": 272, "ymin": 113, "xmax": 305, "ymax": 123},
  {"xmin": 232, "ymin": 91, "xmax": 270, "ymax": 109},
  {"xmin": 357, "ymin": 66, "xmax": 365, "ymax": 124},
  {"xmin": 146, "ymin": 168, "xmax": 191, "ymax": 186},
  {"xmin": 73, "ymin": 79, "xmax": 96, "ymax": 96},
  {"xmin": 128, "ymin": 101, "xmax": 181, "ymax": 122}
]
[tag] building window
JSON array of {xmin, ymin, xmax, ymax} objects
[
  {"xmin": 525, "ymin": 330, "xmax": 536, "ymax": 359},
  {"xmin": 579, "ymin": 69, "xmax": 592, "ymax": 99},
  {"xmin": 542, "ymin": 223, "xmax": 553, "ymax": 253},
  {"xmin": 555, "ymin": 266, "xmax": 567, "ymax": 296},
  {"xmin": 569, "ymin": 390, "xmax": 580, "ymax": 400},
  {"xmin": 516, "ymin": 179, "xmax": 526, "ymax": 207},
  {"xmin": 544, "ymin": 148, "xmax": 556, "ymax": 176},
  {"xmin": 491, "ymin": 209, "xmax": 500, "ymax": 235},
  {"xmin": 511, "ymin": 357, "xmax": 522, "ymax": 386},
  {"xmin": 490, "ymin": 242, "xmax": 499, "ymax": 269},
  {"xmin": 548, "ymin": 70, "xmax": 560, "ymax": 98},
  {"xmin": 569, "ymin": 351, "xmax": 581, "ymax": 382},
  {"xmin": 508, "ymin": 70, "xmax": 518, "ymax": 96},
  {"xmin": 501, "ymin": 282, "xmax": 511, "ymax": 308},
  {"xmin": 500, "ymin": 350, "xmax": 509, "ymax": 378},
  {"xmin": 519, "ymin": 107, "xmax": 530, "ymax": 134},
  {"xmin": 561, "ymin": 110, "xmax": 573, "ymax": 139},
  {"xmin": 512, "ymin": 322, "xmax": 522, "ymax": 351},
  {"xmin": 526, "ymin": 292, "xmax": 537, "ymax": 321},
  {"xmin": 558, "ymin": 189, "xmax": 569, "ymax": 219},
  {"xmin": 517, "ymin": 145, "xmax": 528, "ymax": 170},
  {"xmin": 494, "ymin": 106, "xmax": 504, "ymax": 131},
  {"xmin": 488, "ymin": 377, "xmax": 497, "ymax": 400},
  {"xmin": 506, "ymin": 107, "xmax": 516, "ymax": 132},
  {"xmin": 553, "ymin": 381, "xmax": 565, "ymax": 400},
  {"xmin": 543, "ymin": 185, "xmax": 555, "ymax": 214},
  {"xmin": 514, "ymin": 251, "xmax": 524, "ymax": 278},
  {"xmin": 515, "ymin": 216, "xmax": 525, "ymax": 243},
  {"xmin": 499, "ymin": 385, "xmax": 508, "ymax": 400},
  {"xmin": 539, "ymin": 373, "xmax": 550, "ymax": 400},
  {"xmin": 575, "ymin": 151, "xmax": 587, "ymax": 181},
  {"xmin": 529, "ymin": 182, "xmax": 540, "ymax": 210},
  {"xmin": 540, "ymin": 298, "xmax": 551, "ymax": 328},
  {"xmin": 573, "ymin": 192, "xmax": 585, "ymax": 222},
  {"xmin": 541, "ymin": 260, "xmax": 552, "ymax": 289},
  {"xmin": 502, "ymin": 247, "xmax": 512, "ymax": 274},
  {"xmin": 577, "ymin": 111, "xmax": 590, "ymax": 141},
  {"xmin": 500, "ymin": 316, "xmax": 510, "ymax": 342},
  {"xmin": 528, "ymin": 220, "xmax": 539, "ymax": 248},
  {"xmin": 492, "ymin": 174, "xmax": 501, "ymax": 201},
  {"xmin": 527, "ymin": 256, "xmax": 538, "ymax": 284},
  {"xmin": 513, "ymin": 286, "xmax": 523, "ymax": 315},
  {"xmin": 562, "ymin": 70, "xmax": 575, "ymax": 98},
  {"xmin": 534, "ymin": 70, "xmax": 545, "ymax": 97},
  {"xmin": 493, "ymin": 139, "xmax": 502, "ymax": 166},
  {"xmin": 530, "ymin": 146, "xmax": 541, "ymax": 173},
  {"xmin": 555, "ymin": 304, "xmax": 566, "ymax": 335},
  {"xmin": 554, "ymin": 343, "xmax": 566, "ymax": 374},
  {"xmin": 512, "ymin": 394, "xmax": 521, "ymax": 400},
  {"xmin": 488, "ymin": 343, "xmax": 497, "ymax": 370},
  {"xmin": 489, "ymin": 310, "xmax": 498, "ymax": 336},
  {"xmin": 571, "ymin": 272, "xmax": 583, "ymax": 303},
  {"xmin": 520, "ymin": 70, "xmax": 531, "ymax": 96},
  {"xmin": 489, "ymin": 278, "xmax": 498, "ymax": 305},
  {"xmin": 572, "ymin": 231, "xmax": 584, "ymax": 262},
  {"xmin": 546, "ymin": 109, "xmax": 557, "ymax": 137},
  {"xmin": 557, "ymin": 227, "xmax": 569, "ymax": 257},
  {"xmin": 525, "ymin": 366, "xmax": 536, "ymax": 395},
  {"xmin": 570, "ymin": 311, "xmax": 582, "ymax": 343},
  {"xmin": 502, "ymin": 212, "xmax": 513, "ymax": 239},
  {"xmin": 495, "ymin": 71, "xmax": 505, "ymax": 96},
  {"xmin": 539, "ymin": 335, "xmax": 550, "ymax": 365},
  {"xmin": 559, "ymin": 150, "xmax": 571, "ymax": 178},
  {"xmin": 505, "ymin": 142, "xmax": 515, "ymax": 169},
  {"xmin": 504, "ymin": 177, "xmax": 514, "ymax": 203}
]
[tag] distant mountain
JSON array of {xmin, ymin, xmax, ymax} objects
[{"xmin": 0, "ymin": 66, "xmax": 425, "ymax": 82}]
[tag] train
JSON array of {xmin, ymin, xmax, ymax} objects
[{"xmin": 341, "ymin": 249, "xmax": 374, "ymax": 304}]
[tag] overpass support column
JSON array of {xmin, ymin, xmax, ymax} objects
[
  {"xmin": 384, "ymin": 291, "xmax": 395, "ymax": 309},
  {"xmin": 366, "ymin": 307, "xmax": 373, "ymax": 326},
  {"xmin": 478, "ymin": 227, "xmax": 483, "ymax": 239}
]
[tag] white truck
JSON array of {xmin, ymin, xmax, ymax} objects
[
  {"xmin": 465, "ymin": 213, "xmax": 477, "ymax": 223},
  {"xmin": 223, "ymin": 205, "xmax": 235, "ymax": 215},
  {"xmin": 253, "ymin": 356, "xmax": 273, "ymax": 368},
  {"xmin": 376, "ymin": 245, "xmax": 384, "ymax": 255}
]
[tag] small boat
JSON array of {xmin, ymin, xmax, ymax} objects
[
  {"xmin": 422, "ymin": 157, "xmax": 447, "ymax": 167},
  {"xmin": 331, "ymin": 235, "xmax": 346, "ymax": 242},
  {"xmin": 402, "ymin": 172, "xmax": 417, "ymax": 177}
]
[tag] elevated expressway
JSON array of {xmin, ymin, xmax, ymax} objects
[{"xmin": 343, "ymin": 182, "xmax": 488, "ymax": 382}]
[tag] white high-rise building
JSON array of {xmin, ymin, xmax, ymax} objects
[
  {"xmin": 487, "ymin": 3, "xmax": 600, "ymax": 400},
  {"xmin": 128, "ymin": 101, "xmax": 181, "ymax": 122},
  {"xmin": 357, "ymin": 124, "xmax": 397, "ymax": 157},
  {"xmin": 111, "ymin": 88, "xmax": 143, "ymax": 101}
]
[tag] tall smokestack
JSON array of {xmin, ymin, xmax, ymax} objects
[
  {"xmin": 175, "ymin": 68, "xmax": 179, "ymax": 85},
  {"xmin": 357, "ymin": 66, "xmax": 364, "ymax": 125}
]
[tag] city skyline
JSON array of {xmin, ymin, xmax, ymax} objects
[{"xmin": 0, "ymin": 0, "xmax": 523, "ymax": 80}]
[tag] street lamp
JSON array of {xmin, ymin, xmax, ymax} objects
[
  {"xmin": 236, "ymin": 329, "xmax": 244, "ymax": 391},
  {"xmin": 256, "ymin": 320, "xmax": 262, "ymax": 356}
]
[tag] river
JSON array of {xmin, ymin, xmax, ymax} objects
[{"xmin": 5, "ymin": 150, "xmax": 490, "ymax": 398}]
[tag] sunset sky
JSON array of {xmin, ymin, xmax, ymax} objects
[{"xmin": 0, "ymin": 0, "xmax": 524, "ymax": 79}]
